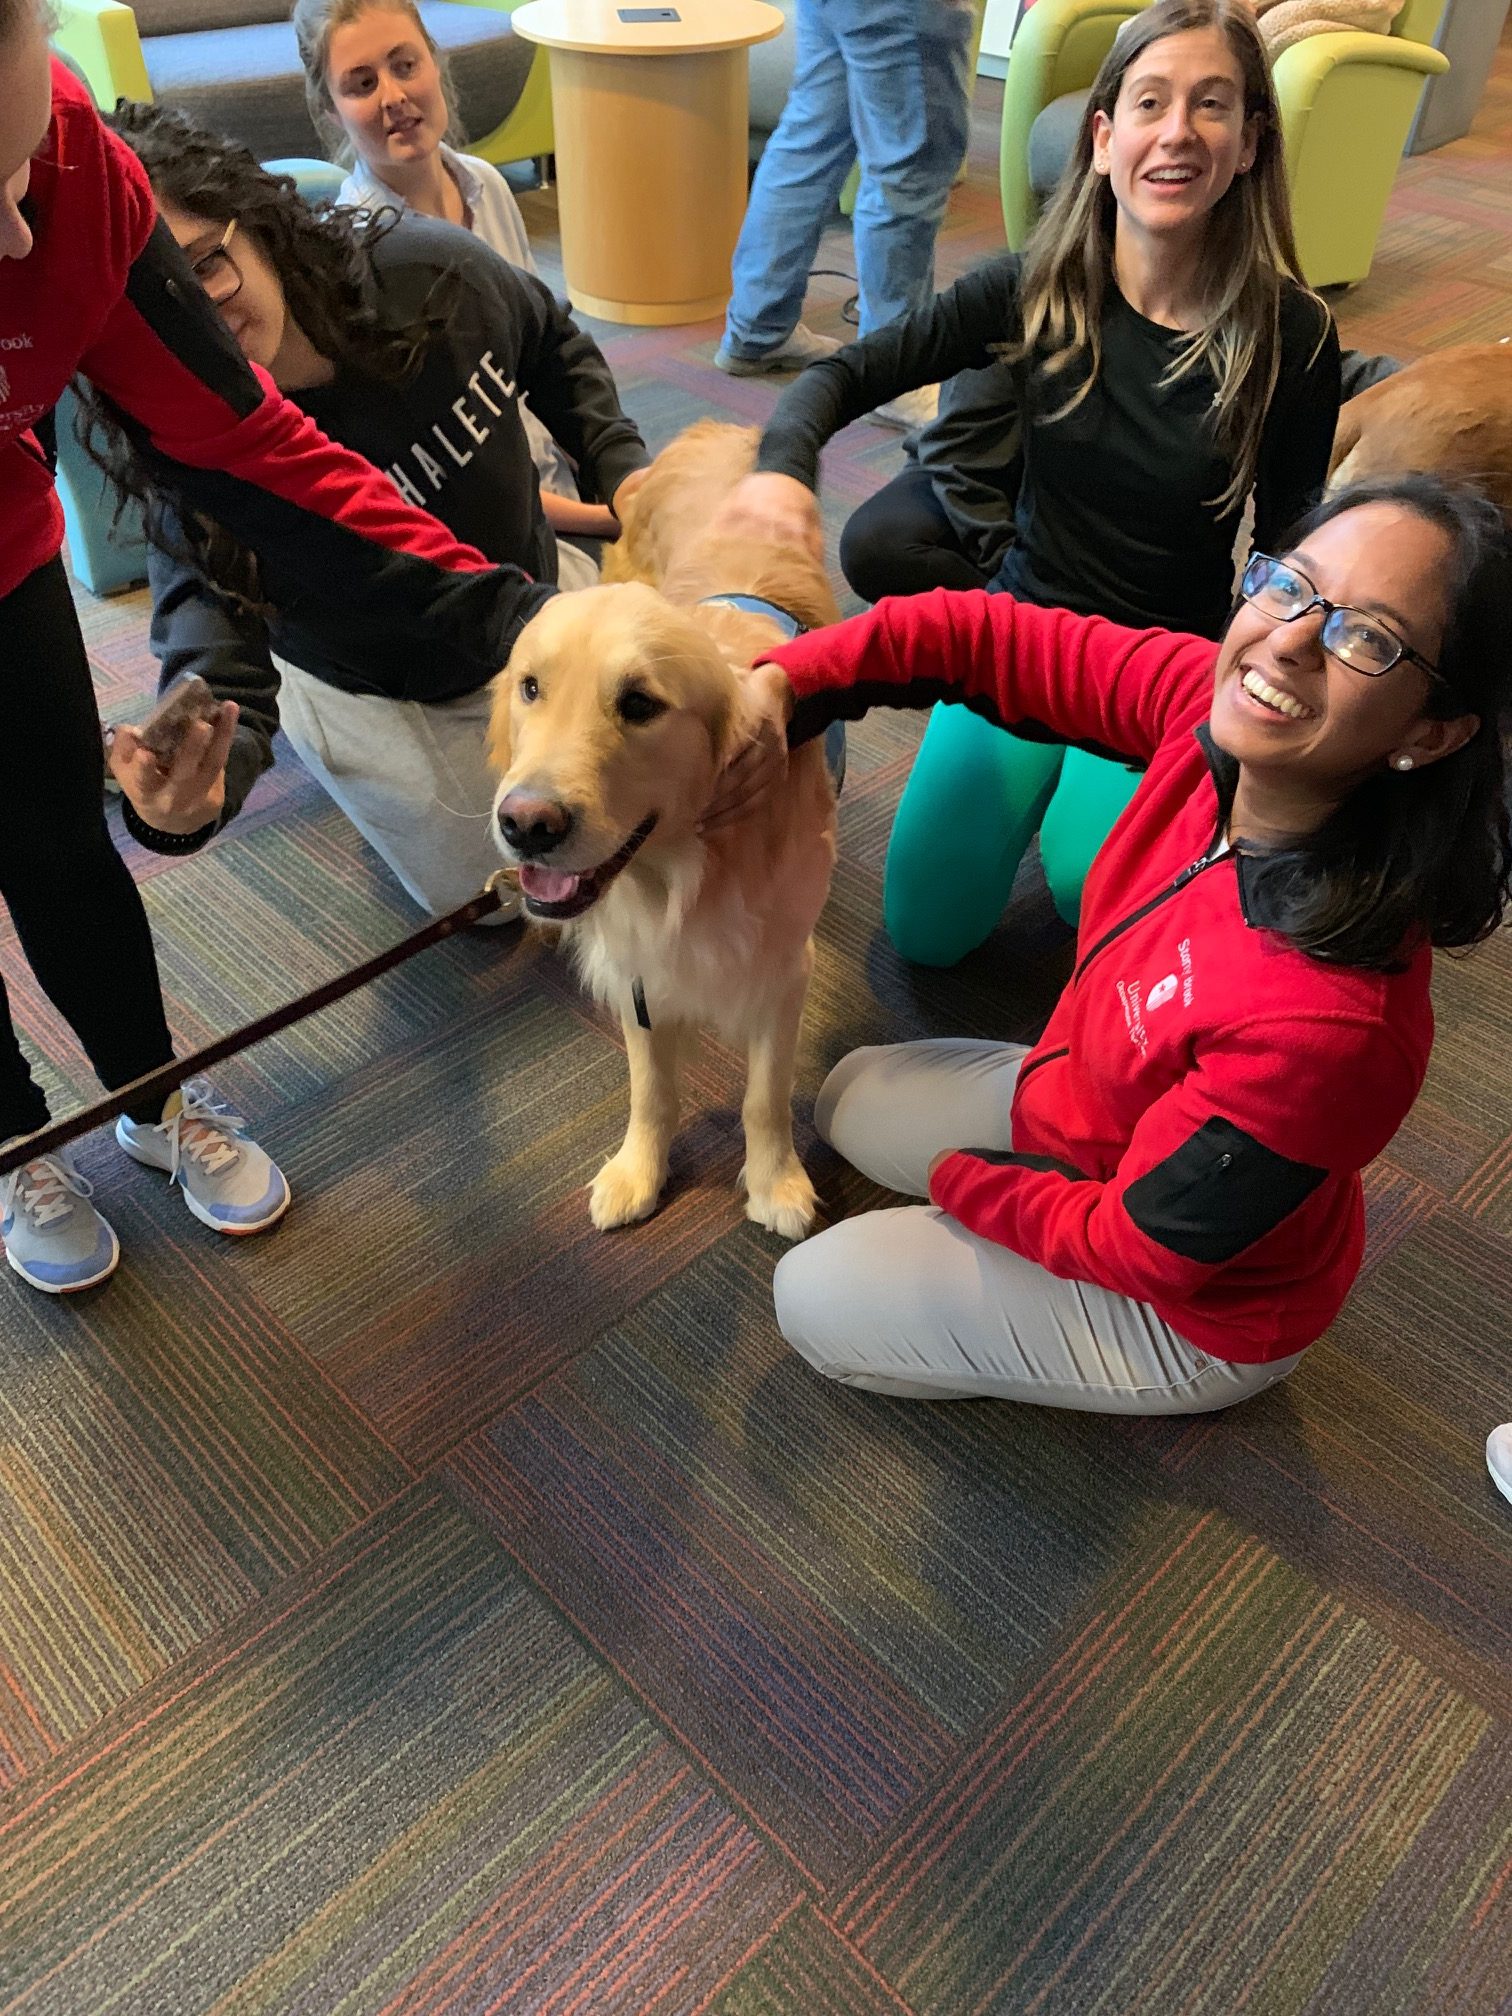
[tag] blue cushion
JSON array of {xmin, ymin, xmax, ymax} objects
[{"xmin": 141, "ymin": 5, "xmax": 533, "ymax": 164}]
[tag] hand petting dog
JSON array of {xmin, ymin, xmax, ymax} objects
[{"xmin": 700, "ymin": 663, "xmax": 794, "ymax": 833}]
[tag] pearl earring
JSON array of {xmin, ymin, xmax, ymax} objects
[{"xmin": 1394, "ymin": 755, "xmax": 1415, "ymax": 771}]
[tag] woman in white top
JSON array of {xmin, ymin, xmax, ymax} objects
[{"xmin": 293, "ymin": 0, "xmax": 615, "ymax": 585}]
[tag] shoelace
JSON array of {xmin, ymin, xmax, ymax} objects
[
  {"xmin": 2, "ymin": 1153, "xmax": 93, "ymax": 1229},
  {"xmin": 163, "ymin": 1080, "xmax": 246, "ymax": 1182}
]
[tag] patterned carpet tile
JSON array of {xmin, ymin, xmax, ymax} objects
[
  {"xmin": 1172, "ymin": 1210, "xmax": 1512, "ymax": 1723},
  {"xmin": 0, "ymin": 1486, "xmax": 800, "ymax": 2016},
  {"xmin": 444, "ymin": 1234, "xmax": 1207, "ymax": 1888},
  {"xmin": 705, "ymin": 1904, "xmax": 915, "ymax": 2015},
  {"xmin": 827, "ymin": 1511, "xmax": 1510, "ymax": 2016},
  {"xmin": 2, "ymin": 31, "xmax": 1506, "ymax": 2016},
  {"xmin": 0, "ymin": 1188, "xmax": 406, "ymax": 1790}
]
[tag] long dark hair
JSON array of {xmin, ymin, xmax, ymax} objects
[
  {"xmin": 1230, "ymin": 475, "xmax": 1512, "ymax": 970},
  {"xmin": 1017, "ymin": 0, "xmax": 1327, "ymax": 515},
  {"xmin": 79, "ymin": 100, "xmax": 448, "ymax": 600}
]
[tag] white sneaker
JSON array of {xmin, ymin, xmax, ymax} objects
[
  {"xmin": 2, "ymin": 1145, "xmax": 120, "ymax": 1293},
  {"xmin": 872, "ymin": 384, "xmax": 940, "ymax": 433},
  {"xmin": 117, "ymin": 1080, "xmax": 290, "ymax": 1236},
  {"xmin": 714, "ymin": 324, "xmax": 842, "ymax": 375},
  {"xmin": 1488, "ymin": 1424, "xmax": 1512, "ymax": 1508}
]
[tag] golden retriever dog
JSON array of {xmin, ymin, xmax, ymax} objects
[
  {"xmin": 488, "ymin": 421, "xmax": 839, "ymax": 1240},
  {"xmin": 1330, "ymin": 342, "xmax": 1512, "ymax": 517}
]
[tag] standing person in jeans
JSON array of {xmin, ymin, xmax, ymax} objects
[{"xmin": 714, "ymin": 0, "xmax": 975, "ymax": 427}]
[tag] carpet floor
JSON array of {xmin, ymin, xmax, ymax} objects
[{"xmin": 2, "ymin": 33, "xmax": 1510, "ymax": 2016}]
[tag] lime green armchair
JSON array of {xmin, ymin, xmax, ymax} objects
[
  {"xmin": 999, "ymin": 0, "xmax": 1450, "ymax": 287},
  {"xmin": 51, "ymin": 0, "xmax": 553, "ymax": 169}
]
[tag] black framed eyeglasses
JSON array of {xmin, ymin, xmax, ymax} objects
[
  {"xmin": 189, "ymin": 218, "xmax": 242, "ymax": 305},
  {"xmin": 1240, "ymin": 553, "xmax": 1445, "ymax": 686}
]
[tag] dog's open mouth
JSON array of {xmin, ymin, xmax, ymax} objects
[{"xmin": 515, "ymin": 814, "xmax": 658, "ymax": 919}]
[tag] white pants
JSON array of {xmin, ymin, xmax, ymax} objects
[
  {"xmin": 275, "ymin": 661, "xmax": 510, "ymax": 919},
  {"xmin": 774, "ymin": 1040, "xmax": 1305, "ymax": 1412},
  {"xmin": 270, "ymin": 543, "xmax": 599, "ymax": 919}
]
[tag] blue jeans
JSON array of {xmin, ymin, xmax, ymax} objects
[{"xmin": 723, "ymin": 0, "xmax": 974, "ymax": 356}]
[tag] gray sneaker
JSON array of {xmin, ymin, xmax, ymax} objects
[
  {"xmin": 117, "ymin": 1079, "xmax": 290, "ymax": 1236},
  {"xmin": 714, "ymin": 324, "xmax": 842, "ymax": 376},
  {"xmin": 1489, "ymin": 1424, "xmax": 1512, "ymax": 1508},
  {"xmin": 2, "ymin": 1146, "xmax": 121, "ymax": 1293}
]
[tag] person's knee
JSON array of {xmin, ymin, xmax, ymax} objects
[
  {"xmin": 812, "ymin": 1044, "xmax": 884, "ymax": 1150},
  {"xmin": 772, "ymin": 1237, "xmax": 861, "ymax": 1387},
  {"xmin": 838, "ymin": 505, "xmax": 896, "ymax": 606},
  {"xmin": 882, "ymin": 854, "xmax": 986, "ymax": 966}
]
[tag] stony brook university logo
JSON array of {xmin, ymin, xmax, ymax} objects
[{"xmin": 1147, "ymin": 973, "xmax": 1179, "ymax": 1012}]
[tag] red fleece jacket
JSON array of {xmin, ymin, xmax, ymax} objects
[
  {"xmin": 766, "ymin": 589, "xmax": 1433, "ymax": 1363},
  {"xmin": 1, "ymin": 63, "xmax": 549, "ymax": 670}
]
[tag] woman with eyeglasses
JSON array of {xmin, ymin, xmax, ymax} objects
[
  {"xmin": 84, "ymin": 100, "xmax": 646, "ymax": 923},
  {"xmin": 730, "ymin": 475, "xmax": 1512, "ymax": 1411},
  {"xmin": 0, "ymin": 3, "xmax": 576, "ymax": 1295}
]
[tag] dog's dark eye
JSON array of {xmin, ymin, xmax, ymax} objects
[
  {"xmin": 519, "ymin": 674, "xmax": 539, "ymax": 703},
  {"xmin": 617, "ymin": 687, "xmax": 667, "ymax": 726}
]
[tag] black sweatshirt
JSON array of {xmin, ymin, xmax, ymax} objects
[
  {"xmin": 758, "ymin": 251, "xmax": 1341, "ymax": 641},
  {"xmin": 146, "ymin": 214, "xmax": 647, "ymax": 827}
]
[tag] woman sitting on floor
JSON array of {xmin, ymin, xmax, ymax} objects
[
  {"xmin": 711, "ymin": 0, "xmax": 1341, "ymax": 954},
  {"xmin": 738, "ymin": 475, "xmax": 1512, "ymax": 1411},
  {"xmin": 291, "ymin": 0, "xmax": 616, "ymax": 585},
  {"xmin": 90, "ymin": 102, "xmax": 647, "ymax": 921}
]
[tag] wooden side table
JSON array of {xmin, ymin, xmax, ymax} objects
[{"xmin": 511, "ymin": 0, "xmax": 784, "ymax": 325}]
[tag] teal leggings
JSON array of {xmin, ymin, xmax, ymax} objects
[{"xmin": 882, "ymin": 707, "xmax": 1142, "ymax": 964}]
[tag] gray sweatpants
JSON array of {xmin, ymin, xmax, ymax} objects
[
  {"xmin": 270, "ymin": 544, "xmax": 597, "ymax": 920},
  {"xmin": 774, "ymin": 1039, "xmax": 1305, "ymax": 1412}
]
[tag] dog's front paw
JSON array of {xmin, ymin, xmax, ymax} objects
[
  {"xmin": 589, "ymin": 1151, "xmax": 665, "ymax": 1231},
  {"xmin": 742, "ymin": 1160, "xmax": 819, "ymax": 1242}
]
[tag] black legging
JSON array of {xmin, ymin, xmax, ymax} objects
[
  {"xmin": 839, "ymin": 463, "xmax": 992, "ymax": 605},
  {"xmin": 0, "ymin": 558, "xmax": 174, "ymax": 1141}
]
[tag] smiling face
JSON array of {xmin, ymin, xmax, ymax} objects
[
  {"xmin": 1209, "ymin": 503, "xmax": 1473, "ymax": 800},
  {"xmin": 1091, "ymin": 25, "xmax": 1257, "ymax": 249},
  {"xmin": 0, "ymin": 7, "xmax": 52, "ymax": 262},
  {"xmin": 155, "ymin": 191, "xmax": 290, "ymax": 372},
  {"xmin": 489, "ymin": 586, "xmax": 738, "ymax": 921},
  {"xmin": 325, "ymin": 6, "xmax": 448, "ymax": 177}
]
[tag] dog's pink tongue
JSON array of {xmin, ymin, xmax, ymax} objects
[{"xmin": 518, "ymin": 864, "xmax": 583, "ymax": 904}]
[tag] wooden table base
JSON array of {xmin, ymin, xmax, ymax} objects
[{"xmin": 547, "ymin": 44, "xmax": 750, "ymax": 326}]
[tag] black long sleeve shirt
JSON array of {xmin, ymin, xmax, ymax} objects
[
  {"xmin": 758, "ymin": 252, "xmax": 1341, "ymax": 641},
  {"xmin": 145, "ymin": 214, "xmax": 647, "ymax": 829}
]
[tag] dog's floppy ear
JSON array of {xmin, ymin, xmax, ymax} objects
[{"xmin": 486, "ymin": 667, "xmax": 513, "ymax": 777}]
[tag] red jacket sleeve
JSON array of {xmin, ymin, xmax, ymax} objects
[
  {"xmin": 764, "ymin": 588, "xmax": 1218, "ymax": 766},
  {"xmin": 929, "ymin": 1009, "xmax": 1424, "ymax": 1334}
]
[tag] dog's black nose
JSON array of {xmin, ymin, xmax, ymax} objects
[{"xmin": 497, "ymin": 792, "xmax": 574, "ymax": 858}]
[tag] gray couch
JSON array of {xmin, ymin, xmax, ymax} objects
[{"xmin": 127, "ymin": 0, "xmax": 534, "ymax": 164}]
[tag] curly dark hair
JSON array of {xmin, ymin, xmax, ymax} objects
[
  {"xmin": 1222, "ymin": 474, "xmax": 1512, "ymax": 970},
  {"xmin": 77, "ymin": 99, "xmax": 455, "ymax": 603}
]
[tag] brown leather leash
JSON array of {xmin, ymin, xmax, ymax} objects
[{"xmin": 0, "ymin": 872, "xmax": 519, "ymax": 1180}]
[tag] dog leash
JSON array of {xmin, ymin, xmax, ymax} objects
[{"xmin": 0, "ymin": 871, "xmax": 521, "ymax": 1180}]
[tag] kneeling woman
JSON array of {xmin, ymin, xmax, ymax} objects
[
  {"xmin": 93, "ymin": 103, "xmax": 646, "ymax": 919},
  {"xmin": 750, "ymin": 477, "xmax": 1510, "ymax": 1409}
]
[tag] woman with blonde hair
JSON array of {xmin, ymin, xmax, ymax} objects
[
  {"xmin": 714, "ymin": 0, "xmax": 1341, "ymax": 958},
  {"xmin": 293, "ymin": 0, "xmax": 616, "ymax": 583}
]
